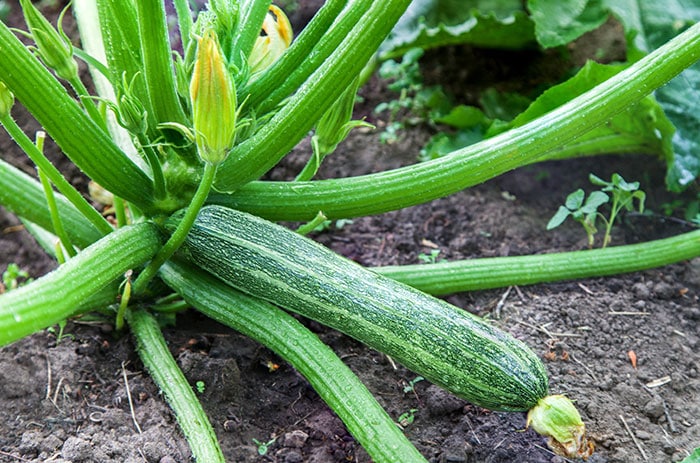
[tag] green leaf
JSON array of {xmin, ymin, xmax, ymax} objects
[
  {"xmin": 493, "ymin": 61, "xmax": 674, "ymax": 163},
  {"xmin": 479, "ymin": 88, "xmax": 532, "ymax": 121},
  {"xmin": 603, "ymin": 0, "xmax": 700, "ymax": 191},
  {"xmin": 434, "ymin": 105, "xmax": 488, "ymax": 129},
  {"xmin": 547, "ymin": 205, "xmax": 573, "ymax": 230},
  {"xmin": 565, "ymin": 189, "xmax": 585, "ymax": 210},
  {"xmin": 379, "ymin": 0, "xmax": 535, "ymax": 59},
  {"xmin": 527, "ymin": 0, "xmax": 610, "ymax": 48},
  {"xmin": 580, "ymin": 190, "xmax": 609, "ymax": 214}
]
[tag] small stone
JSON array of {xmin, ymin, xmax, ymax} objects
[
  {"xmin": 61, "ymin": 436, "xmax": 91, "ymax": 461},
  {"xmin": 160, "ymin": 456, "xmax": 177, "ymax": 463},
  {"xmin": 632, "ymin": 282, "xmax": 651, "ymax": 299},
  {"xmin": 283, "ymin": 429, "xmax": 309, "ymax": 448},
  {"xmin": 19, "ymin": 430, "xmax": 41, "ymax": 454},
  {"xmin": 663, "ymin": 443, "xmax": 677, "ymax": 455},
  {"xmin": 635, "ymin": 430, "xmax": 652, "ymax": 440},
  {"xmin": 643, "ymin": 396, "xmax": 665, "ymax": 420}
]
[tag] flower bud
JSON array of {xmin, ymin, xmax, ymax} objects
[
  {"xmin": 248, "ymin": 5, "xmax": 293, "ymax": 76},
  {"xmin": 0, "ymin": 81, "xmax": 14, "ymax": 118},
  {"xmin": 315, "ymin": 77, "xmax": 371, "ymax": 155},
  {"xmin": 190, "ymin": 29, "xmax": 237, "ymax": 165},
  {"xmin": 526, "ymin": 395, "xmax": 594, "ymax": 459},
  {"xmin": 20, "ymin": 0, "xmax": 78, "ymax": 81},
  {"xmin": 116, "ymin": 74, "xmax": 148, "ymax": 134}
]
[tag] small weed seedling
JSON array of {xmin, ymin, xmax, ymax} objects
[
  {"xmin": 403, "ymin": 376, "xmax": 425, "ymax": 394},
  {"xmin": 417, "ymin": 249, "xmax": 444, "ymax": 264},
  {"xmin": 547, "ymin": 173, "xmax": 646, "ymax": 248},
  {"xmin": 1, "ymin": 263, "xmax": 30, "ymax": 292},
  {"xmin": 46, "ymin": 319, "xmax": 73, "ymax": 344},
  {"xmin": 375, "ymin": 48, "xmax": 450, "ymax": 144},
  {"xmin": 397, "ymin": 409, "xmax": 418, "ymax": 429},
  {"xmin": 252, "ymin": 437, "xmax": 277, "ymax": 456},
  {"xmin": 195, "ymin": 381, "xmax": 206, "ymax": 394}
]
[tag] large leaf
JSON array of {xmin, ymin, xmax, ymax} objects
[
  {"xmin": 480, "ymin": 61, "xmax": 674, "ymax": 163},
  {"xmin": 527, "ymin": 0, "xmax": 610, "ymax": 48},
  {"xmin": 603, "ymin": 0, "xmax": 700, "ymax": 191},
  {"xmin": 379, "ymin": 0, "xmax": 535, "ymax": 59}
]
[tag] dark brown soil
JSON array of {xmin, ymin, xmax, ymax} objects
[{"xmin": 1, "ymin": 2, "xmax": 699, "ymax": 463}]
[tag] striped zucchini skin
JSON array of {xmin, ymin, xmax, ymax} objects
[{"xmin": 169, "ymin": 205, "xmax": 548, "ymax": 411}]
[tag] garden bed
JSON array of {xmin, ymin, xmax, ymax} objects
[{"xmin": 1, "ymin": 1, "xmax": 699, "ymax": 462}]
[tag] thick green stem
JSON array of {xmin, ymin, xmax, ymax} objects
[
  {"xmin": 160, "ymin": 261, "xmax": 429, "ymax": 463},
  {"xmin": 229, "ymin": 0, "xmax": 271, "ymax": 69},
  {"xmin": 375, "ymin": 230, "xmax": 700, "ymax": 295},
  {"xmin": 0, "ymin": 21, "xmax": 155, "ymax": 209},
  {"xmin": 211, "ymin": 21, "xmax": 700, "ymax": 221},
  {"xmin": 214, "ymin": 0, "xmax": 410, "ymax": 191},
  {"xmin": 127, "ymin": 308, "xmax": 224, "ymax": 463},
  {"xmin": 0, "ymin": 222, "xmax": 162, "ymax": 346},
  {"xmin": 135, "ymin": 0, "xmax": 188, "ymax": 127},
  {"xmin": 0, "ymin": 114, "xmax": 113, "ymax": 236},
  {"xmin": 0, "ymin": 158, "xmax": 103, "ymax": 248},
  {"xmin": 132, "ymin": 162, "xmax": 217, "ymax": 294}
]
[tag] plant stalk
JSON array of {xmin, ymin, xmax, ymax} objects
[
  {"xmin": 375, "ymin": 230, "xmax": 700, "ymax": 295},
  {"xmin": 0, "ymin": 158, "xmax": 104, "ymax": 248},
  {"xmin": 0, "ymin": 113, "xmax": 113, "ymax": 236},
  {"xmin": 0, "ymin": 21, "xmax": 155, "ymax": 209},
  {"xmin": 0, "ymin": 222, "xmax": 162, "ymax": 346},
  {"xmin": 214, "ymin": 0, "xmax": 411, "ymax": 191},
  {"xmin": 127, "ymin": 308, "xmax": 225, "ymax": 463}
]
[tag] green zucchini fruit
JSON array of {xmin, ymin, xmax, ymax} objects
[{"xmin": 167, "ymin": 205, "xmax": 548, "ymax": 411}]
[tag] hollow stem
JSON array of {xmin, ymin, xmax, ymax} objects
[
  {"xmin": 127, "ymin": 308, "xmax": 224, "ymax": 463},
  {"xmin": 374, "ymin": 229, "xmax": 700, "ymax": 295}
]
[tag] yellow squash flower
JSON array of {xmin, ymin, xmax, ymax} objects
[
  {"xmin": 248, "ymin": 5, "xmax": 293, "ymax": 76},
  {"xmin": 190, "ymin": 30, "xmax": 237, "ymax": 165}
]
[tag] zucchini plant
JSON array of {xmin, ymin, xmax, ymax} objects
[{"xmin": 1, "ymin": 0, "xmax": 699, "ymax": 461}]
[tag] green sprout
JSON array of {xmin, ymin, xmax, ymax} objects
[
  {"xmin": 417, "ymin": 249, "xmax": 444, "ymax": 264},
  {"xmin": 397, "ymin": 409, "xmax": 418, "ymax": 428},
  {"xmin": 547, "ymin": 173, "xmax": 646, "ymax": 248},
  {"xmin": 195, "ymin": 380, "xmax": 206, "ymax": 394},
  {"xmin": 252, "ymin": 437, "xmax": 276, "ymax": 455},
  {"xmin": 374, "ymin": 47, "xmax": 450, "ymax": 144},
  {"xmin": 2, "ymin": 263, "xmax": 30, "ymax": 292},
  {"xmin": 403, "ymin": 376, "xmax": 425, "ymax": 394}
]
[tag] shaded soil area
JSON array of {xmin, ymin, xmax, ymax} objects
[{"xmin": 1, "ymin": 2, "xmax": 699, "ymax": 462}]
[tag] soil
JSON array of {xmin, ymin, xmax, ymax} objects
[{"xmin": 1, "ymin": 2, "xmax": 699, "ymax": 463}]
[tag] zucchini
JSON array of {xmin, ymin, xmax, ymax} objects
[{"xmin": 167, "ymin": 205, "xmax": 548, "ymax": 411}]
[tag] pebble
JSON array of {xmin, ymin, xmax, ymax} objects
[
  {"xmin": 61, "ymin": 436, "xmax": 91, "ymax": 461},
  {"xmin": 643, "ymin": 395, "xmax": 665, "ymax": 420},
  {"xmin": 283, "ymin": 429, "xmax": 309, "ymax": 448}
]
